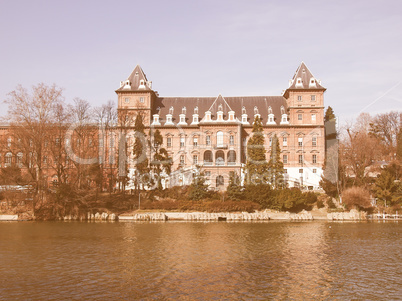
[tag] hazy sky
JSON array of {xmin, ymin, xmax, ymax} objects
[{"xmin": 0, "ymin": 0, "xmax": 401, "ymax": 124}]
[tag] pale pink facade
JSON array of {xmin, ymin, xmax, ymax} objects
[{"xmin": 116, "ymin": 62, "xmax": 326, "ymax": 190}]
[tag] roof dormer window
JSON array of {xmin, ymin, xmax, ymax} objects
[
  {"xmin": 182, "ymin": 107, "xmax": 186, "ymax": 115},
  {"xmin": 218, "ymin": 104, "xmax": 223, "ymax": 111},
  {"xmin": 268, "ymin": 106, "xmax": 273, "ymax": 115},
  {"xmin": 169, "ymin": 106, "xmax": 174, "ymax": 115},
  {"xmin": 194, "ymin": 106, "xmax": 198, "ymax": 114},
  {"xmin": 280, "ymin": 106, "xmax": 285, "ymax": 115},
  {"xmin": 242, "ymin": 106, "xmax": 246, "ymax": 114}
]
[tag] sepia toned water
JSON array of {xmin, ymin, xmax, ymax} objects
[{"xmin": 0, "ymin": 221, "xmax": 400, "ymax": 300}]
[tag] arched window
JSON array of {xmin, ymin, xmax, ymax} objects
[
  {"xmin": 216, "ymin": 150, "xmax": 225, "ymax": 166},
  {"xmin": 216, "ymin": 131, "xmax": 224, "ymax": 146},
  {"xmin": 242, "ymin": 106, "xmax": 246, "ymax": 115},
  {"xmin": 216, "ymin": 175, "xmax": 224, "ymax": 186},
  {"xmin": 16, "ymin": 152, "xmax": 23, "ymax": 166},
  {"xmin": 182, "ymin": 106, "xmax": 186, "ymax": 115},
  {"xmin": 218, "ymin": 104, "xmax": 223, "ymax": 111},
  {"xmin": 227, "ymin": 150, "xmax": 236, "ymax": 165},
  {"xmin": 169, "ymin": 106, "xmax": 174, "ymax": 115},
  {"xmin": 203, "ymin": 150, "xmax": 213, "ymax": 165},
  {"xmin": 194, "ymin": 106, "xmax": 198, "ymax": 114},
  {"xmin": 5, "ymin": 152, "xmax": 12, "ymax": 167}
]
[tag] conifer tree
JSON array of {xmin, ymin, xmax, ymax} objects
[
  {"xmin": 245, "ymin": 116, "xmax": 269, "ymax": 184},
  {"xmin": 189, "ymin": 168, "xmax": 209, "ymax": 201},
  {"xmin": 397, "ymin": 128, "xmax": 402, "ymax": 162},
  {"xmin": 133, "ymin": 113, "xmax": 149, "ymax": 190},
  {"xmin": 267, "ymin": 134, "xmax": 285, "ymax": 189},
  {"xmin": 150, "ymin": 129, "xmax": 172, "ymax": 190},
  {"xmin": 226, "ymin": 172, "xmax": 243, "ymax": 201},
  {"xmin": 324, "ymin": 106, "xmax": 336, "ymax": 122}
]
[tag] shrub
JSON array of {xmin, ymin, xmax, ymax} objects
[{"xmin": 342, "ymin": 186, "xmax": 371, "ymax": 210}]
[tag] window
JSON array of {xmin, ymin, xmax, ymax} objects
[
  {"xmin": 298, "ymin": 114, "xmax": 303, "ymax": 121},
  {"xmin": 299, "ymin": 168, "xmax": 303, "ymax": 174},
  {"xmin": 313, "ymin": 169, "xmax": 317, "ymax": 173},
  {"xmin": 180, "ymin": 155, "xmax": 185, "ymax": 165},
  {"xmin": 140, "ymin": 97, "xmax": 144, "ymax": 103},
  {"xmin": 283, "ymin": 155, "xmax": 288, "ymax": 164},
  {"xmin": 5, "ymin": 152, "xmax": 12, "ymax": 166},
  {"xmin": 228, "ymin": 150, "xmax": 236, "ymax": 165},
  {"xmin": 311, "ymin": 95, "xmax": 316, "ymax": 101},
  {"xmin": 299, "ymin": 155, "xmax": 303, "ymax": 164},
  {"xmin": 193, "ymin": 137, "xmax": 198, "ymax": 146},
  {"xmin": 55, "ymin": 138, "xmax": 60, "ymax": 146},
  {"xmin": 284, "ymin": 169, "xmax": 287, "ymax": 174},
  {"xmin": 167, "ymin": 137, "xmax": 172, "ymax": 148},
  {"xmin": 205, "ymin": 171, "xmax": 211, "ymax": 177},
  {"xmin": 180, "ymin": 115, "xmax": 185, "ymax": 123},
  {"xmin": 16, "ymin": 153, "xmax": 23, "ymax": 166},
  {"xmin": 180, "ymin": 137, "xmax": 185, "ymax": 148},
  {"xmin": 283, "ymin": 137, "xmax": 287, "ymax": 147},
  {"xmin": 216, "ymin": 175, "xmax": 224, "ymax": 187},
  {"xmin": 124, "ymin": 98, "xmax": 129, "ymax": 103},
  {"xmin": 269, "ymin": 137, "xmax": 272, "ymax": 147},
  {"xmin": 193, "ymin": 155, "xmax": 198, "ymax": 165},
  {"xmin": 43, "ymin": 156, "xmax": 48, "ymax": 164},
  {"xmin": 216, "ymin": 150, "xmax": 225, "ymax": 166},
  {"xmin": 194, "ymin": 106, "xmax": 198, "ymax": 114},
  {"xmin": 204, "ymin": 151, "xmax": 213, "ymax": 164},
  {"xmin": 242, "ymin": 115, "xmax": 248, "ymax": 123},
  {"xmin": 7, "ymin": 137, "xmax": 11, "ymax": 147},
  {"xmin": 297, "ymin": 95, "xmax": 302, "ymax": 101},
  {"xmin": 217, "ymin": 131, "xmax": 223, "ymax": 146},
  {"xmin": 193, "ymin": 116, "xmax": 198, "ymax": 123},
  {"xmin": 311, "ymin": 114, "xmax": 316, "ymax": 122},
  {"xmin": 312, "ymin": 137, "xmax": 317, "ymax": 147},
  {"xmin": 229, "ymin": 135, "xmax": 234, "ymax": 145},
  {"xmin": 312, "ymin": 154, "xmax": 317, "ymax": 164},
  {"xmin": 298, "ymin": 137, "xmax": 303, "ymax": 147},
  {"xmin": 206, "ymin": 135, "xmax": 211, "ymax": 146}
]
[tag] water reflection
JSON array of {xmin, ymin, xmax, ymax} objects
[{"xmin": 0, "ymin": 221, "xmax": 400, "ymax": 300}]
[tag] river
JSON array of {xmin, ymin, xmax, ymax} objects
[{"xmin": 0, "ymin": 221, "xmax": 400, "ymax": 300}]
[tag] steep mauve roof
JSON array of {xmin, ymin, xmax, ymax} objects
[
  {"xmin": 116, "ymin": 65, "xmax": 153, "ymax": 92},
  {"xmin": 287, "ymin": 62, "xmax": 325, "ymax": 90},
  {"xmin": 152, "ymin": 95, "xmax": 287, "ymax": 125}
]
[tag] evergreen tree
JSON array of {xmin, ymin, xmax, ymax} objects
[
  {"xmin": 324, "ymin": 106, "xmax": 336, "ymax": 122},
  {"xmin": 226, "ymin": 172, "xmax": 243, "ymax": 201},
  {"xmin": 189, "ymin": 169, "xmax": 209, "ymax": 201},
  {"xmin": 150, "ymin": 129, "xmax": 172, "ymax": 190},
  {"xmin": 133, "ymin": 113, "xmax": 149, "ymax": 190},
  {"xmin": 267, "ymin": 134, "xmax": 285, "ymax": 189},
  {"xmin": 245, "ymin": 116, "xmax": 269, "ymax": 184},
  {"xmin": 373, "ymin": 164, "xmax": 401, "ymax": 207},
  {"xmin": 397, "ymin": 128, "xmax": 402, "ymax": 162}
]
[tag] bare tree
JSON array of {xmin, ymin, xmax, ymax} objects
[
  {"xmin": 3, "ymin": 83, "xmax": 64, "ymax": 215},
  {"xmin": 94, "ymin": 100, "xmax": 117, "ymax": 193},
  {"xmin": 369, "ymin": 111, "xmax": 401, "ymax": 158}
]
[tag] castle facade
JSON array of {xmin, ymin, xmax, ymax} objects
[{"xmin": 116, "ymin": 62, "xmax": 326, "ymax": 190}]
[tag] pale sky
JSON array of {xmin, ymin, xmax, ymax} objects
[{"xmin": 1, "ymin": 0, "xmax": 401, "ymax": 124}]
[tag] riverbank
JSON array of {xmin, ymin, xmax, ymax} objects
[
  {"xmin": 118, "ymin": 208, "xmax": 371, "ymax": 221},
  {"xmin": 3, "ymin": 208, "xmax": 401, "ymax": 222}
]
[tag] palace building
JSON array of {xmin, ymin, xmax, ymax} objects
[{"xmin": 116, "ymin": 62, "xmax": 326, "ymax": 190}]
